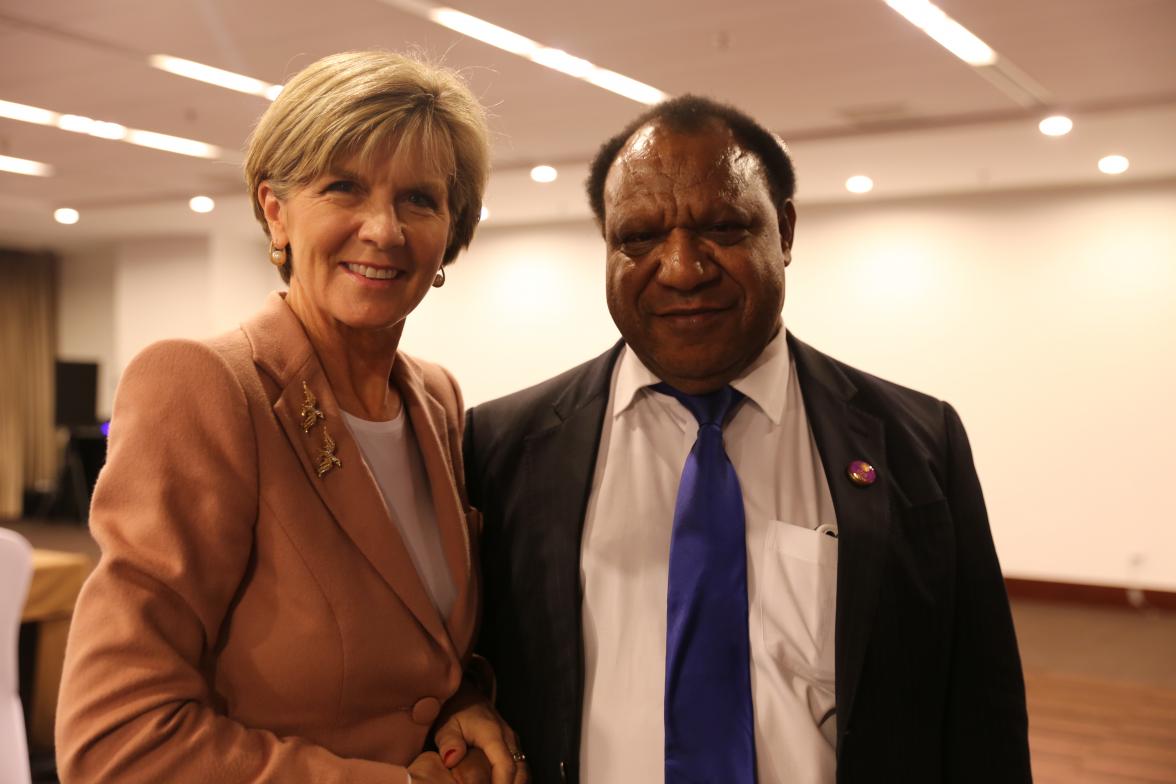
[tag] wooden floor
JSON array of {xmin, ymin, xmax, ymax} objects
[
  {"xmin": 1015, "ymin": 600, "xmax": 1176, "ymax": 783},
  {"xmin": 1027, "ymin": 671, "xmax": 1176, "ymax": 783}
]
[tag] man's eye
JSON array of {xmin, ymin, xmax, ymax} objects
[
  {"xmin": 619, "ymin": 232, "xmax": 659, "ymax": 254},
  {"xmin": 706, "ymin": 223, "xmax": 747, "ymax": 245}
]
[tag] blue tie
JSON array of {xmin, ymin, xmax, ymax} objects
[{"xmin": 654, "ymin": 383, "xmax": 756, "ymax": 784}]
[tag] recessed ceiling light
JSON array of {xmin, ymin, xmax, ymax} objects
[
  {"xmin": 1038, "ymin": 115, "xmax": 1073, "ymax": 137},
  {"xmin": 480, "ymin": 206, "xmax": 490, "ymax": 221},
  {"xmin": 1098, "ymin": 155, "xmax": 1129, "ymax": 175},
  {"xmin": 846, "ymin": 175, "xmax": 875, "ymax": 194},
  {"xmin": 530, "ymin": 165, "xmax": 558, "ymax": 183},
  {"xmin": 0, "ymin": 154, "xmax": 54, "ymax": 177},
  {"xmin": 149, "ymin": 55, "xmax": 280, "ymax": 100},
  {"xmin": 54, "ymin": 208, "xmax": 79, "ymax": 225},
  {"xmin": 884, "ymin": 0, "xmax": 997, "ymax": 66},
  {"xmin": 380, "ymin": 0, "xmax": 670, "ymax": 105},
  {"xmin": 189, "ymin": 195, "xmax": 216, "ymax": 213}
]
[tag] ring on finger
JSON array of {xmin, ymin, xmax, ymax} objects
[{"xmin": 510, "ymin": 750, "xmax": 526, "ymax": 763}]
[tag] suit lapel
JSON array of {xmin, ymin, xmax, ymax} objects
[
  {"xmin": 789, "ymin": 335, "xmax": 892, "ymax": 753},
  {"xmin": 520, "ymin": 345, "xmax": 621, "ymax": 723},
  {"xmin": 246, "ymin": 293, "xmax": 450, "ymax": 652}
]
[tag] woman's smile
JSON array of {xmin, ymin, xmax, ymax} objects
[{"xmin": 339, "ymin": 261, "xmax": 406, "ymax": 284}]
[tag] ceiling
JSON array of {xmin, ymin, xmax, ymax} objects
[{"xmin": 1, "ymin": 0, "xmax": 1174, "ymax": 245}]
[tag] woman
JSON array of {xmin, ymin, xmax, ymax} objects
[{"xmin": 56, "ymin": 51, "xmax": 523, "ymax": 784}]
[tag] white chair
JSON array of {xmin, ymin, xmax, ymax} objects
[{"xmin": 0, "ymin": 529, "xmax": 33, "ymax": 784}]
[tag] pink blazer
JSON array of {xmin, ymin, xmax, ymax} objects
[{"xmin": 57, "ymin": 292, "xmax": 480, "ymax": 783}]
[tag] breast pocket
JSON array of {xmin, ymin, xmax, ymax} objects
[{"xmin": 759, "ymin": 521, "xmax": 838, "ymax": 686}]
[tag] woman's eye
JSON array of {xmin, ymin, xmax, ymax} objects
[
  {"xmin": 406, "ymin": 191, "xmax": 438, "ymax": 209},
  {"xmin": 323, "ymin": 180, "xmax": 357, "ymax": 194}
]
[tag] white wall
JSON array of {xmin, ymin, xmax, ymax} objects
[
  {"xmin": 56, "ymin": 233, "xmax": 278, "ymax": 418},
  {"xmin": 790, "ymin": 183, "xmax": 1176, "ymax": 592},
  {"xmin": 208, "ymin": 233, "xmax": 278, "ymax": 334},
  {"xmin": 114, "ymin": 237, "xmax": 213, "ymax": 373},
  {"xmin": 54, "ymin": 180, "xmax": 1176, "ymax": 590},
  {"xmin": 57, "ymin": 246, "xmax": 118, "ymax": 417},
  {"xmin": 400, "ymin": 221, "xmax": 619, "ymax": 402}
]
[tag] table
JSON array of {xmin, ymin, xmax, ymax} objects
[{"xmin": 21, "ymin": 548, "xmax": 94, "ymax": 752}]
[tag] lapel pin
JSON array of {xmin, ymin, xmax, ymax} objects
[
  {"xmin": 847, "ymin": 460, "xmax": 877, "ymax": 487},
  {"xmin": 300, "ymin": 381, "xmax": 325, "ymax": 433},
  {"xmin": 316, "ymin": 427, "xmax": 342, "ymax": 478}
]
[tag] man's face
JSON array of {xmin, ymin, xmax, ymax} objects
[{"xmin": 602, "ymin": 120, "xmax": 795, "ymax": 394}]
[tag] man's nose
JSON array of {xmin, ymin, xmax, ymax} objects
[
  {"xmin": 655, "ymin": 228, "xmax": 720, "ymax": 291},
  {"xmin": 357, "ymin": 203, "xmax": 406, "ymax": 249}
]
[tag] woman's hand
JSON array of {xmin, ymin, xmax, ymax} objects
[
  {"xmin": 434, "ymin": 698, "xmax": 528, "ymax": 784},
  {"xmin": 448, "ymin": 748, "xmax": 491, "ymax": 784},
  {"xmin": 408, "ymin": 751, "xmax": 459, "ymax": 784}
]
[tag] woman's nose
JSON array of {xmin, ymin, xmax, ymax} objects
[{"xmin": 357, "ymin": 204, "xmax": 405, "ymax": 249}]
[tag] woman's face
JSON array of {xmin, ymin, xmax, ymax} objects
[{"xmin": 260, "ymin": 144, "xmax": 451, "ymax": 337}]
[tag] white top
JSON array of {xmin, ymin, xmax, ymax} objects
[
  {"xmin": 341, "ymin": 409, "xmax": 456, "ymax": 619},
  {"xmin": 580, "ymin": 330, "xmax": 839, "ymax": 784}
]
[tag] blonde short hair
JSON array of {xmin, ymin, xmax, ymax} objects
[{"xmin": 244, "ymin": 50, "xmax": 490, "ymax": 282}]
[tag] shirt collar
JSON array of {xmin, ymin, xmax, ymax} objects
[
  {"xmin": 612, "ymin": 325, "xmax": 791, "ymax": 426},
  {"xmin": 730, "ymin": 326, "xmax": 791, "ymax": 426}
]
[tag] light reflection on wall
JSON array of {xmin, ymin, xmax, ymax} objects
[
  {"xmin": 848, "ymin": 246, "xmax": 938, "ymax": 304},
  {"xmin": 401, "ymin": 223, "xmax": 617, "ymax": 404},
  {"xmin": 490, "ymin": 252, "xmax": 570, "ymax": 320}
]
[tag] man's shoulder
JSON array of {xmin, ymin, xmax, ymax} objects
[
  {"xmin": 791, "ymin": 336, "xmax": 950, "ymax": 440},
  {"xmin": 834, "ymin": 354, "xmax": 941, "ymax": 413},
  {"xmin": 471, "ymin": 344, "xmax": 620, "ymax": 434},
  {"xmin": 472, "ymin": 350, "xmax": 616, "ymax": 423}
]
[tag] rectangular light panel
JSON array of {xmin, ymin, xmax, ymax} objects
[
  {"xmin": 0, "ymin": 98, "xmax": 224, "ymax": 160},
  {"xmin": 380, "ymin": 0, "xmax": 670, "ymax": 105},
  {"xmin": 0, "ymin": 154, "xmax": 54, "ymax": 177},
  {"xmin": 885, "ymin": 0, "xmax": 997, "ymax": 66}
]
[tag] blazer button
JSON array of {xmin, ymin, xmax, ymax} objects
[{"xmin": 411, "ymin": 697, "xmax": 441, "ymax": 726}]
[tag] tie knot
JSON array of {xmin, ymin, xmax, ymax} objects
[{"xmin": 652, "ymin": 382, "xmax": 743, "ymax": 428}]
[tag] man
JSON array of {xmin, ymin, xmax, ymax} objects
[{"xmin": 465, "ymin": 96, "xmax": 1031, "ymax": 784}]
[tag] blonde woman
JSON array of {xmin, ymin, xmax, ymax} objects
[{"xmin": 57, "ymin": 51, "xmax": 524, "ymax": 784}]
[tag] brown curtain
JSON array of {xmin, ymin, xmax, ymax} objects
[{"xmin": 0, "ymin": 248, "xmax": 58, "ymax": 518}]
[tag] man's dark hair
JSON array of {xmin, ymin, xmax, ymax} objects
[{"xmin": 585, "ymin": 94, "xmax": 796, "ymax": 228}]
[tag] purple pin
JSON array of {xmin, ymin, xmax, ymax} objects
[{"xmin": 847, "ymin": 460, "xmax": 877, "ymax": 486}]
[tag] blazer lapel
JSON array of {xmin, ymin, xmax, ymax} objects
[
  {"xmin": 789, "ymin": 335, "xmax": 892, "ymax": 753},
  {"xmin": 391, "ymin": 355, "xmax": 476, "ymax": 655},
  {"xmin": 245, "ymin": 293, "xmax": 449, "ymax": 650}
]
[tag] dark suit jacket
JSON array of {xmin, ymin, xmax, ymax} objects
[{"xmin": 465, "ymin": 335, "xmax": 1031, "ymax": 784}]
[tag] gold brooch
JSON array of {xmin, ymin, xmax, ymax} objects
[
  {"xmin": 315, "ymin": 427, "xmax": 342, "ymax": 478},
  {"xmin": 300, "ymin": 381, "xmax": 324, "ymax": 433}
]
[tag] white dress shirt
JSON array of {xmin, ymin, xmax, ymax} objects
[
  {"xmin": 580, "ymin": 329, "xmax": 839, "ymax": 784},
  {"xmin": 342, "ymin": 409, "xmax": 456, "ymax": 618}
]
